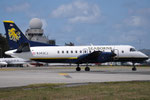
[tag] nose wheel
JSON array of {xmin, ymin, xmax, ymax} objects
[
  {"xmin": 132, "ymin": 63, "xmax": 137, "ymax": 71},
  {"xmin": 132, "ymin": 67, "xmax": 137, "ymax": 71}
]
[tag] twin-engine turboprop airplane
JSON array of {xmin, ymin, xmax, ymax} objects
[{"xmin": 3, "ymin": 20, "xmax": 149, "ymax": 71}]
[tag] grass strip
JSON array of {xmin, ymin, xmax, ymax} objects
[{"xmin": 0, "ymin": 81, "xmax": 150, "ymax": 100}]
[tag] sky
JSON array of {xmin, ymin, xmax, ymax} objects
[{"xmin": 0, "ymin": 0, "xmax": 150, "ymax": 49}]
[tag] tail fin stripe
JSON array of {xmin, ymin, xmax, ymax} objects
[{"xmin": 3, "ymin": 21, "xmax": 14, "ymax": 23}]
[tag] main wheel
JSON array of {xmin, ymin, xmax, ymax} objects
[
  {"xmin": 85, "ymin": 67, "xmax": 90, "ymax": 71},
  {"xmin": 132, "ymin": 67, "xmax": 137, "ymax": 71},
  {"xmin": 76, "ymin": 67, "xmax": 81, "ymax": 71}
]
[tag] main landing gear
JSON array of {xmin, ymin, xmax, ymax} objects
[
  {"xmin": 85, "ymin": 63, "xmax": 90, "ymax": 71},
  {"xmin": 76, "ymin": 64, "xmax": 90, "ymax": 71},
  {"xmin": 132, "ymin": 63, "xmax": 137, "ymax": 71},
  {"xmin": 76, "ymin": 64, "xmax": 81, "ymax": 71}
]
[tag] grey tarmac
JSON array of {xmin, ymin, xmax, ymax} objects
[{"xmin": 0, "ymin": 66, "xmax": 150, "ymax": 88}]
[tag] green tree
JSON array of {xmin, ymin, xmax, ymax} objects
[{"xmin": 0, "ymin": 33, "xmax": 9, "ymax": 58}]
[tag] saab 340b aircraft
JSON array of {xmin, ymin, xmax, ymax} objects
[{"xmin": 3, "ymin": 20, "xmax": 149, "ymax": 71}]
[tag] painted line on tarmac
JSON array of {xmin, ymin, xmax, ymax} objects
[
  {"xmin": 0, "ymin": 68, "xmax": 20, "ymax": 71},
  {"xmin": 59, "ymin": 73, "xmax": 72, "ymax": 78}
]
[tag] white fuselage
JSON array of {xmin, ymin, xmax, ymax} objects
[{"xmin": 5, "ymin": 45, "xmax": 148, "ymax": 63}]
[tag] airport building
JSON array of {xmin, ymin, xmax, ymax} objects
[{"xmin": 25, "ymin": 18, "xmax": 55, "ymax": 45}]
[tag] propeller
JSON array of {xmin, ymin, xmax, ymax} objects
[{"xmin": 111, "ymin": 50, "xmax": 117, "ymax": 57}]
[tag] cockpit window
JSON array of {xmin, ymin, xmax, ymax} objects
[{"xmin": 130, "ymin": 48, "xmax": 136, "ymax": 52}]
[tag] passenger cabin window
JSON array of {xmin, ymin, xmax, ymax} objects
[
  {"xmin": 66, "ymin": 51, "xmax": 68, "ymax": 53},
  {"xmin": 80, "ymin": 50, "xmax": 82, "ymax": 53},
  {"xmin": 122, "ymin": 51, "xmax": 124, "ymax": 53},
  {"xmin": 62, "ymin": 51, "xmax": 64, "ymax": 53},
  {"xmin": 75, "ymin": 51, "xmax": 77, "ymax": 53},
  {"xmin": 130, "ymin": 48, "xmax": 136, "ymax": 52},
  {"xmin": 57, "ymin": 51, "xmax": 59, "ymax": 54},
  {"xmin": 71, "ymin": 51, "xmax": 73, "ymax": 53}
]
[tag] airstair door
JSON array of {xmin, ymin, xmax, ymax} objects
[{"xmin": 114, "ymin": 49, "xmax": 119, "ymax": 60}]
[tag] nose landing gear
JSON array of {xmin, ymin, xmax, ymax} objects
[{"xmin": 132, "ymin": 63, "xmax": 137, "ymax": 71}]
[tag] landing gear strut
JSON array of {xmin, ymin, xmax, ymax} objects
[
  {"xmin": 76, "ymin": 64, "xmax": 81, "ymax": 71},
  {"xmin": 85, "ymin": 63, "xmax": 90, "ymax": 71},
  {"xmin": 132, "ymin": 63, "xmax": 137, "ymax": 71}
]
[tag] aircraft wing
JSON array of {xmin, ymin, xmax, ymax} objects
[
  {"xmin": 77, "ymin": 51, "xmax": 101, "ymax": 63},
  {"xmin": 76, "ymin": 51, "xmax": 116, "ymax": 64}
]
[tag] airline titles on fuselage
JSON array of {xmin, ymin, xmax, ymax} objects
[
  {"xmin": 32, "ymin": 52, "xmax": 48, "ymax": 56},
  {"xmin": 88, "ymin": 47, "xmax": 113, "ymax": 51}
]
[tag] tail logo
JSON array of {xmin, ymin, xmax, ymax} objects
[{"xmin": 8, "ymin": 28, "xmax": 21, "ymax": 42}]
